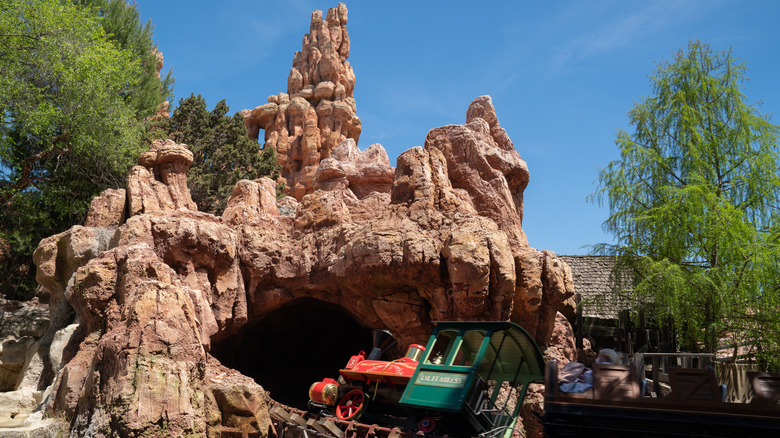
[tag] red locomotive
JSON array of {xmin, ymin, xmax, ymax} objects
[
  {"xmin": 306, "ymin": 322, "xmax": 546, "ymax": 436},
  {"xmin": 308, "ymin": 329, "xmax": 429, "ymax": 423}
]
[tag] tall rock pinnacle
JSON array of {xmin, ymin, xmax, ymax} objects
[{"xmin": 243, "ymin": 3, "xmax": 361, "ymax": 200}]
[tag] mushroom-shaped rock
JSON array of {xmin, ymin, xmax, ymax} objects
[{"xmin": 128, "ymin": 139, "xmax": 197, "ymax": 215}]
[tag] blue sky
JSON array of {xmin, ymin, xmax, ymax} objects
[{"xmin": 136, "ymin": 0, "xmax": 780, "ymax": 255}]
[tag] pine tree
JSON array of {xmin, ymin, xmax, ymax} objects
[
  {"xmin": 167, "ymin": 95, "xmax": 283, "ymax": 215},
  {"xmin": 73, "ymin": 0, "xmax": 174, "ymax": 118}
]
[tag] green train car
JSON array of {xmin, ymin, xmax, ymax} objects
[{"xmin": 308, "ymin": 321, "xmax": 546, "ymax": 437}]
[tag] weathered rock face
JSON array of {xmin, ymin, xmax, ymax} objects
[
  {"xmin": 128, "ymin": 138, "xmax": 197, "ymax": 215},
  {"xmin": 243, "ymin": 3, "xmax": 361, "ymax": 200},
  {"xmin": 27, "ymin": 96, "xmax": 572, "ymax": 437},
  {"xmin": 520, "ymin": 314, "xmax": 578, "ymax": 437},
  {"xmin": 16, "ymin": 4, "xmax": 574, "ymax": 437},
  {"xmin": 48, "ymin": 244, "xmax": 268, "ymax": 436},
  {"xmin": 0, "ymin": 299, "xmax": 49, "ymax": 392}
]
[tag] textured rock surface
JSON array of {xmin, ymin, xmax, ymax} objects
[
  {"xmin": 128, "ymin": 138, "xmax": 197, "ymax": 216},
  {"xmin": 0, "ymin": 299, "xmax": 49, "ymax": 391},
  {"xmin": 16, "ymin": 4, "xmax": 574, "ymax": 437},
  {"xmin": 51, "ymin": 244, "xmax": 259, "ymax": 436},
  {"xmin": 427, "ymin": 95, "xmax": 530, "ymax": 250},
  {"xmin": 243, "ymin": 3, "xmax": 361, "ymax": 200},
  {"xmin": 0, "ymin": 299, "xmax": 55, "ymax": 434},
  {"xmin": 83, "ymin": 188, "xmax": 126, "ymax": 228},
  {"xmin": 519, "ymin": 314, "xmax": 579, "ymax": 437},
  {"xmin": 29, "ymin": 95, "xmax": 571, "ymax": 437},
  {"xmin": 546, "ymin": 312, "xmax": 578, "ymax": 366}
]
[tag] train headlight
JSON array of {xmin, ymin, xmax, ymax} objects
[{"xmin": 309, "ymin": 379, "xmax": 339, "ymax": 406}]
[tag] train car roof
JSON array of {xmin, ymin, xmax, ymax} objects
[{"xmin": 430, "ymin": 321, "xmax": 546, "ymax": 383}]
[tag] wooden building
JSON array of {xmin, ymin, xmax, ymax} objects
[{"xmin": 558, "ymin": 255, "xmax": 674, "ymax": 356}]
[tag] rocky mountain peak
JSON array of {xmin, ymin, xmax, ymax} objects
[{"xmin": 243, "ymin": 2, "xmax": 361, "ymax": 200}]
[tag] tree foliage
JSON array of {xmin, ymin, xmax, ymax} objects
[
  {"xmin": 73, "ymin": 0, "xmax": 174, "ymax": 118},
  {"xmin": 591, "ymin": 41, "xmax": 780, "ymax": 370},
  {"xmin": 164, "ymin": 94, "xmax": 283, "ymax": 215},
  {"xmin": 0, "ymin": 0, "xmax": 169, "ymax": 299}
]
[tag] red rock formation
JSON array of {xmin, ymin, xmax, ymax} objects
[
  {"xmin": 128, "ymin": 138, "xmax": 197, "ymax": 215},
  {"xmin": 24, "ymin": 4, "xmax": 574, "ymax": 437},
  {"xmin": 31, "ymin": 96, "xmax": 573, "ymax": 437},
  {"xmin": 243, "ymin": 3, "xmax": 361, "ymax": 200}
]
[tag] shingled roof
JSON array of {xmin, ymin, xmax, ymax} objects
[{"xmin": 559, "ymin": 255, "xmax": 633, "ymax": 319}]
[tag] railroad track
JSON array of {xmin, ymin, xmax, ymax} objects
[{"xmin": 267, "ymin": 401, "xmax": 436, "ymax": 438}]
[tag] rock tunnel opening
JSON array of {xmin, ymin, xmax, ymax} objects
[{"xmin": 212, "ymin": 298, "xmax": 374, "ymax": 409}]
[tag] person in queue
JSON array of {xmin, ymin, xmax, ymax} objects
[{"xmin": 558, "ymin": 361, "xmax": 593, "ymax": 393}]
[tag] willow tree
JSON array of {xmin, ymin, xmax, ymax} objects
[{"xmin": 591, "ymin": 41, "xmax": 780, "ymax": 370}]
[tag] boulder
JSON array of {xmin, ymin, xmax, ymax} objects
[{"xmin": 0, "ymin": 299, "xmax": 49, "ymax": 391}]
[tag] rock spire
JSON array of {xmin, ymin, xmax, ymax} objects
[{"xmin": 243, "ymin": 3, "xmax": 361, "ymax": 200}]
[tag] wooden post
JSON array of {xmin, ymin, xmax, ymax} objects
[
  {"xmin": 576, "ymin": 294, "xmax": 583, "ymax": 350},
  {"xmin": 652, "ymin": 356, "xmax": 660, "ymax": 396}
]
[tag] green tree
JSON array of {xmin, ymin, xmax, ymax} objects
[
  {"xmin": 165, "ymin": 94, "xmax": 283, "ymax": 215},
  {"xmin": 591, "ymin": 41, "xmax": 780, "ymax": 370},
  {"xmin": 0, "ymin": 0, "xmax": 156, "ymax": 299},
  {"xmin": 73, "ymin": 0, "xmax": 174, "ymax": 118}
]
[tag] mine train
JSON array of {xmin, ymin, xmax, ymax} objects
[
  {"xmin": 307, "ymin": 321, "xmax": 545, "ymax": 437},
  {"xmin": 302, "ymin": 321, "xmax": 780, "ymax": 438}
]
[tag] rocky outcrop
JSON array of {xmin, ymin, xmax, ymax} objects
[
  {"xmin": 11, "ymin": 4, "xmax": 574, "ymax": 437},
  {"xmin": 48, "ymin": 244, "xmax": 268, "ymax": 437},
  {"xmin": 0, "ymin": 299, "xmax": 49, "ymax": 392},
  {"xmin": 0, "ymin": 298, "xmax": 73, "ymax": 434},
  {"xmin": 128, "ymin": 138, "xmax": 197, "ymax": 215},
  {"xmin": 243, "ymin": 3, "xmax": 361, "ymax": 200},
  {"xmin": 150, "ymin": 48, "xmax": 170, "ymax": 120},
  {"xmin": 27, "ymin": 95, "xmax": 571, "ymax": 436},
  {"xmin": 427, "ymin": 95, "xmax": 530, "ymax": 250}
]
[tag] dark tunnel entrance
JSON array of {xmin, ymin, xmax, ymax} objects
[{"xmin": 212, "ymin": 299, "xmax": 374, "ymax": 409}]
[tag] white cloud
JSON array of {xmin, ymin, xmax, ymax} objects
[
  {"xmin": 250, "ymin": 20, "xmax": 285, "ymax": 41},
  {"xmin": 548, "ymin": 0, "xmax": 706, "ymax": 70}
]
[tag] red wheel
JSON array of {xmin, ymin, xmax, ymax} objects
[
  {"xmin": 335, "ymin": 389, "xmax": 367, "ymax": 420},
  {"xmin": 418, "ymin": 417, "xmax": 436, "ymax": 433}
]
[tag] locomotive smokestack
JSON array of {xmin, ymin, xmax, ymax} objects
[{"xmin": 367, "ymin": 329, "xmax": 397, "ymax": 360}]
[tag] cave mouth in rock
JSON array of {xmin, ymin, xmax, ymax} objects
[{"xmin": 212, "ymin": 298, "xmax": 374, "ymax": 409}]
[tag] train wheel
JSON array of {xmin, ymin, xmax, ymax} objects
[
  {"xmin": 418, "ymin": 416, "xmax": 437, "ymax": 433},
  {"xmin": 335, "ymin": 389, "xmax": 367, "ymax": 420}
]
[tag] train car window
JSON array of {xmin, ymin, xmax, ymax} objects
[
  {"xmin": 452, "ymin": 330, "xmax": 486, "ymax": 366},
  {"xmin": 425, "ymin": 330, "xmax": 458, "ymax": 364},
  {"xmin": 476, "ymin": 330, "xmax": 530, "ymax": 384}
]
